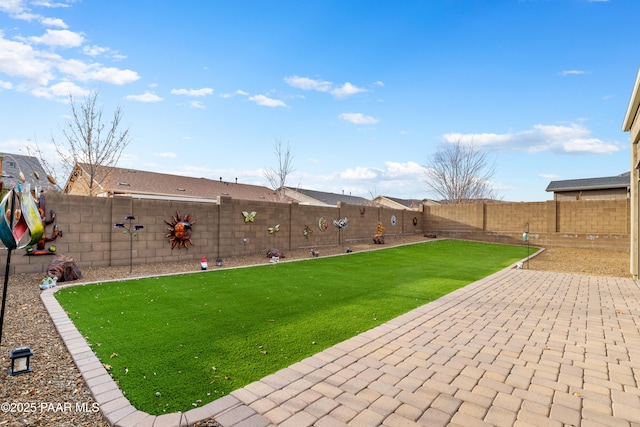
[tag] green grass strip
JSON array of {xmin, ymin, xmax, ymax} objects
[{"xmin": 56, "ymin": 240, "xmax": 529, "ymax": 415}]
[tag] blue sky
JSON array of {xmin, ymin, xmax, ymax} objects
[{"xmin": 0, "ymin": 0, "xmax": 637, "ymax": 202}]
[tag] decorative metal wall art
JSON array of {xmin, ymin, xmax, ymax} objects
[
  {"xmin": 242, "ymin": 211, "xmax": 256, "ymax": 223},
  {"xmin": 165, "ymin": 212, "xmax": 196, "ymax": 250}
]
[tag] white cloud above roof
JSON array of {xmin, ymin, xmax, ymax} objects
[
  {"xmin": 339, "ymin": 113, "xmax": 378, "ymax": 125},
  {"xmin": 443, "ymin": 123, "xmax": 622, "ymax": 155}
]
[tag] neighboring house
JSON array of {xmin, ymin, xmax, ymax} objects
[
  {"xmin": 545, "ymin": 173, "xmax": 630, "ymax": 201},
  {"xmin": 63, "ymin": 163, "xmax": 291, "ymax": 203},
  {"xmin": 283, "ymin": 187, "xmax": 371, "ymax": 206},
  {"xmin": 372, "ymin": 195, "xmax": 437, "ymax": 210},
  {"xmin": 0, "ymin": 152, "xmax": 55, "ymax": 192}
]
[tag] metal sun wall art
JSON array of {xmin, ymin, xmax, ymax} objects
[
  {"xmin": 318, "ymin": 217, "xmax": 328, "ymax": 231},
  {"xmin": 165, "ymin": 212, "xmax": 196, "ymax": 250}
]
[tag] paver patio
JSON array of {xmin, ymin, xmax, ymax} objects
[{"xmin": 41, "ymin": 265, "xmax": 640, "ymax": 426}]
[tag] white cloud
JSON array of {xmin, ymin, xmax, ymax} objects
[
  {"xmin": 559, "ymin": 70, "xmax": 586, "ymax": 76},
  {"xmin": 31, "ymin": 81, "xmax": 87, "ymax": 98},
  {"xmin": 82, "ymin": 45, "xmax": 125, "ymax": 60},
  {"xmin": 442, "ymin": 122, "xmax": 622, "ymax": 155},
  {"xmin": 56, "ymin": 59, "xmax": 139, "ymax": 84},
  {"xmin": 285, "ymin": 75, "xmax": 369, "ymax": 98},
  {"xmin": 330, "ymin": 82, "xmax": 368, "ymax": 98},
  {"xmin": 154, "ymin": 152, "xmax": 177, "ymax": 158},
  {"xmin": 0, "ymin": 0, "xmax": 28, "ymax": 15},
  {"xmin": 0, "ymin": 79, "xmax": 12, "ymax": 89},
  {"xmin": 125, "ymin": 92, "xmax": 163, "ymax": 102},
  {"xmin": 284, "ymin": 75, "xmax": 332, "ymax": 92},
  {"xmin": 539, "ymin": 173, "xmax": 560, "ymax": 180},
  {"xmin": 0, "ymin": 33, "xmax": 56, "ymax": 85},
  {"xmin": 382, "ymin": 161, "xmax": 423, "ymax": 178},
  {"xmin": 30, "ymin": 29, "xmax": 84, "ymax": 47},
  {"xmin": 373, "ymin": 80, "xmax": 384, "ymax": 87},
  {"xmin": 249, "ymin": 94, "xmax": 286, "ymax": 107},
  {"xmin": 339, "ymin": 166, "xmax": 380, "ymax": 180},
  {"xmin": 188, "ymin": 100, "xmax": 205, "ymax": 109},
  {"xmin": 34, "ymin": 1, "xmax": 70, "ymax": 7},
  {"xmin": 339, "ymin": 113, "xmax": 379, "ymax": 125},
  {"xmin": 170, "ymin": 87, "xmax": 214, "ymax": 97},
  {"xmin": 220, "ymin": 89, "xmax": 249, "ymax": 98},
  {"xmin": 40, "ymin": 17, "xmax": 66, "ymax": 28}
]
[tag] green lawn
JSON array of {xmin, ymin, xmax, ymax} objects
[{"xmin": 56, "ymin": 239, "xmax": 529, "ymax": 415}]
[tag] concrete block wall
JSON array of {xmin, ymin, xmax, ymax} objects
[
  {"xmin": 2, "ymin": 194, "xmax": 629, "ymax": 276},
  {"xmin": 424, "ymin": 199, "xmax": 629, "ymax": 251}
]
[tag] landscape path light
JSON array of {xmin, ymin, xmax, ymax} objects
[{"xmin": 8, "ymin": 346, "xmax": 33, "ymax": 376}]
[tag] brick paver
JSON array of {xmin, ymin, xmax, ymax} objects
[{"xmin": 41, "ymin": 262, "xmax": 640, "ymax": 426}]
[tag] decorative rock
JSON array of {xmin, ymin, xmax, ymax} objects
[
  {"xmin": 266, "ymin": 248, "xmax": 285, "ymax": 258},
  {"xmin": 47, "ymin": 255, "xmax": 82, "ymax": 282}
]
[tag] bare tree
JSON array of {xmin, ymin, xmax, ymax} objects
[
  {"xmin": 263, "ymin": 137, "xmax": 295, "ymax": 201},
  {"xmin": 424, "ymin": 140, "xmax": 499, "ymax": 203},
  {"xmin": 30, "ymin": 90, "xmax": 131, "ymax": 195}
]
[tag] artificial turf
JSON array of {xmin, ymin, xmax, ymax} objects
[{"xmin": 55, "ymin": 239, "xmax": 530, "ymax": 414}]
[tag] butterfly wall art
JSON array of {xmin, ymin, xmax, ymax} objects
[
  {"xmin": 268, "ymin": 224, "xmax": 280, "ymax": 234},
  {"xmin": 242, "ymin": 211, "xmax": 256, "ymax": 223}
]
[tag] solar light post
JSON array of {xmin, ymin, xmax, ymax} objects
[{"xmin": 114, "ymin": 215, "xmax": 143, "ymax": 273}]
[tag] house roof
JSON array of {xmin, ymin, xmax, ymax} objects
[
  {"xmin": 623, "ymin": 66, "xmax": 640, "ymax": 132},
  {"xmin": 545, "ymin": 173, "xmax": 630, "ymax": 193},
  {"xmin": 66, "ymin": 163, "xmax": 292, "ymax": 203},
  {"xmin": 374, "ymin": 196, "xmax": 422, "ymax": 209},
  {"xmin": 0, "ymin": 152, "xmax": 54, "ymax": 191},
  {"xmin": 285, "ymin": 187, "xmax": 371, "ymax": 206}
]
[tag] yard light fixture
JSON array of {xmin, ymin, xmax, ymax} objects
[{"xmin": 8, "ymin": 346, "xmax": 33, "ymax": 376}]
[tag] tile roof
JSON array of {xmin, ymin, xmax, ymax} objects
[
  {"xmin": 69, "ymin": 163, "xmax": 291, "ymax": 203},
  {"xmin": 545, "ymin": 172, "xmax": 630, "ymax": 192},
  {"xmin": 285, "ymin": 187, "xmax": 371, "ymax": 206}
]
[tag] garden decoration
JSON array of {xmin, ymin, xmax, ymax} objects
[
  {"xmin": 26, "ymin": 192, "xmax": 62, "ymax": 255},
  {"xmin": 242, "ymin": 211, "xmax": 256, "ymax": 223},
  {"xmin": 333, "ymin": 217, "xmax": 348, "ymax": 250},
  {"xmin": 373, "ymin": 221, "xmax": 385, "ymax": 244},
  {"xmin": 333, "ymin": 217, "xmax": 348, "ymax": 229},
  {"xmin": 0, "ymin": 184, "xmax": 44, "ymax": 250},
  {"xmin": 115, "ymin": 215, "xmax": 144, "ymax": 272},
  {"xmin": 303, "ymin": 225, "xmax": 313, "ymax": 238},
  {"xmin": 391, "ymin": 215, "xmax": 397, "ymax": 226},
  {"xmin": 360, "ymin": 207, "xmax": 366, "ymax": 217},
  {"xmin": 0, "ymin": 182, "xmax": 45, "ymax": 347},
  {"xmin": 318, "ymin": 217, "xmax": 328, "ymax": 231},
  {"xmin": 413, "ymin": 217, "xmax": 418, "ymax": 226},
  {"xmin": 165, "ymin": 212, "xmax": 195, "ymax": 250},
  {"xmin": 268, "ymin": 224, "xmax": 280, "ymax": 234}
]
